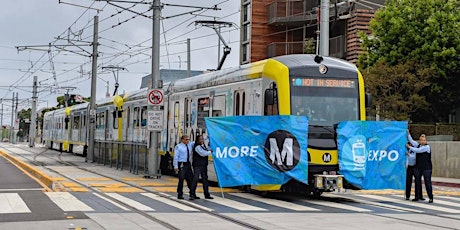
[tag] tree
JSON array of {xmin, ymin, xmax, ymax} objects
[
  {"xmin": 359, "ymin": 0, "xmax": 460, "ymax": 122},
  {"xmin": 364, "ymin": 59, "xmax": 433, "ymax": 120}
]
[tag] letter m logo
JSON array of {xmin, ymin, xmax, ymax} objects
[{"xmin": 269, "ymin": 138, "xmax": 293, "ymax": 166}]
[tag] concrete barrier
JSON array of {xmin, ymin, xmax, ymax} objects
[{"xmin": 430, "ymin": 141, "xmax": 460, "ymax": 179}]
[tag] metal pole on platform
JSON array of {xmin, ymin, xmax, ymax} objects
[
  {"xmin": 319, "ymin": 0, "xmax": 329, "ymax": 56},
  {"xmin": 87, "ymin": 15, "xmax": 99, "ymax": 161},
  {"xmin": 29, "ymin": 75, "xmax": 37, "ymax": 147}
]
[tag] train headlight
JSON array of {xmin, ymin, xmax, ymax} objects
[
  {"xmin": 337, "ymin": 177, "xmax": 343, "ymax": 188},
  {"xmin": 315, "ymin": 176, "xmax": 323, "ymax": 188},
  {"xmin": 319, "ymin": 64, "xmax": 328, "ymax": 74}
]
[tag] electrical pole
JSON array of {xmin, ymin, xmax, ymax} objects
[
  {"xmin": 187, "ymin": 38, "xmax": 191, "ymax": 78},
  {"xmin": 13, "ymin": 92, "xmax": 18, "ymax": 144},
  {"xmin": 1, "ymin": 103, "xmax": 3, "ymax": 142},
  {"xmin": 29, "ymin": 76, "xmax": 38, "ymax": 147},
  {"xmin": 10, "ymin": 93, "xmax": 14, "ymax": 143},
  {"xmin": 148, "ymin": 0, "xmax": 161, "ymax": 177},
  {"xmin": 319, "ymin": 0, "xmax": 329, "ymax": 56},
  {"xmin": 87, "ymin": 15, "xmax": 99, "ymax": 161}
]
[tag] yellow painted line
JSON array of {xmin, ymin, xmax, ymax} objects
[
  {"xmin": 0, "ymin": 150, "xmax": 53, "ymax": 192},
  {"xmin": 77, "ymin": 177, "xmax": 111, "ymax": 181},
  {"xmin": 98, "ymin": 187, "xmax": 144, "ymax": 193},
  {"xmin": 121, "ymin": 177, "xmax": 146, "ymax": 181},
  {"xmin": 61, "ymin": 182, "xmax": 81, "ymax": 188},
  {"xmin": 89, "ymin": 183, "xmax": 128, "ymax": 188},
  {"xmin": 137, "ymin": 181, "xmax": 176, "ymax": 187},
  {"xmin": 68, "ymin": 187, "xmax": 89, "ymax": 192},
  {"xmin": 152, "ymin": 187, "xmax": 181, "ymax": 192},
  {"xmin": 166, "ymin": 178, "xmax": 177, "ymax": 182},
  {"xmin": 52, "ymin": 178, "xmax": 67, "ymax": 181}
]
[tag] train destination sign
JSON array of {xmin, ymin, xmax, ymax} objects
[{"xmin": 292, "ymin": 78, "xmax": 355, "ymax": 88}]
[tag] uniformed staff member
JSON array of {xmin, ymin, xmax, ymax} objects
[
  {"xmin": 405, "ymin": 142, "xmax": 416, "ymax": 200},
  {"xmin": 173, "ymin": 135, "xmax": 197, "ymax": 200},
  {"xmin": 190, "ymin": 135, "xmax": 214, "ymax": 199},
  {"xmin": 407, "ymin": 131, "xmax": 433, "ymax": 203}
]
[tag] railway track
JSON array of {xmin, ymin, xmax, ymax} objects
[{"xmin": 1, "ymin": 144, "xmax": 460, "ymax": 230}]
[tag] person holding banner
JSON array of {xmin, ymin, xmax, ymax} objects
[
  {"xmin": 407, "ymin": 132, "xmax": 433, "ymax": 203},
  {"xmin": 405, "ymin": 142, "xmax": 416, "ymax": 200},
  {"xmin": 173, "ymin": 135, "xmax": 196, "ymax": 200},
  {"xmin": 190, "ymin": 135, "xmax": 214, "ymax": 199}
]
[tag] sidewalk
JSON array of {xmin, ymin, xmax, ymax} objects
[{"xmin": 432, "ymin": 177, "xmax": 460, "ymax": 188}]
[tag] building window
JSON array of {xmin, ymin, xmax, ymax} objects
[
  {"xmin": 243, "ymin": 4, "xmax": 251, "ymax": 23},
  {"xmin": 242, "ymin": 43, "xmax": 249, "ymax": 63}
]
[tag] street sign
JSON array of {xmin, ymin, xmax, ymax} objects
[
  {"xmin": 147, "ymin": 110, "xmax": 163, "ymax": 131},
  {"xmin": 148, "ymin": 89, "xmax": 164, "ymax": 106}
]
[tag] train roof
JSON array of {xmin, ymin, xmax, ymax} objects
[{"xmin": 273, "ymin": 54, "xmax": 358, "ymax": 73}]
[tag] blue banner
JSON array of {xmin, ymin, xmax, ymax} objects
[
  {"xmin": 337, "ymin": 121, "xmax": 408, "ymax": 190},
  {"xmin": 205, "ymin": 116, "xmax": 309, "ymax": 187}
]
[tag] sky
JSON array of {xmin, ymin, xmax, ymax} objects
[{"xmin": 0, "ymin": 0, "xmax": 240, "ymax": 125}]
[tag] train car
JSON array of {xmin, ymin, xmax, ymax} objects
[
  {"xmin": 161, "ymin": 54, "xmax": 369, "ymax": 194},
  {"xmin": 43, "ymin": 102, "xmax": 89, "ymax": 153},
  {"xmin": 43, "ymin": 54, "xmax": 368, "ymax": 194}
]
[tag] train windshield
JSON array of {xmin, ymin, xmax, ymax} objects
[{"xmin": 290, "ymin": 77, "xmax": 359, "ymax": 126}]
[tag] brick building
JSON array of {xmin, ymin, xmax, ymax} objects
[{"xmin": 239, "ymin": 0, "xmax": 385, "ymax": 65}]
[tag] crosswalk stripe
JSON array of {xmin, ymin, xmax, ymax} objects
[
  {"xmin": 46, "ymin": 192, "xmax": 94, "ymax": 212},
  {"xmin": 0, "ymin": 193, "xmax": 31, "ymax": 214},
  {"xmin": 358, "ymin": 195, "xmax": 460, "ymax": 213},
  {"xmin": 438, "ymin": 196, "xmax": 460, "ymax": 202},
  {"xmin": 105, "ymin": 193, "xmax": 154, "ymax": 211},
  {"xmin": 141, "ymin": 193, "xmax": 198, "ymax": 211},
  {"xmin": 391, "ymin": 195, "xmax": 460, "ymax": 210},
  {"xmin": 325, "ymin": 194, "xmax": 421, "ymax": 213},
  {"xmin": 155, "ymin": 192, "xmax": 214, "ymax": 212},
  {"xmin": 197, "ymin": 193, "xmax": 267, "ymax": 211},
  {"xmin": 229, "ymin": 193, "xmax": 320, "ymax": 211},
  {"xmin": 299, "ymin": 199, "xmax": 372, "ymax": 212},
  {"xmin": 93, "ymin": 193, "xmax": 130, "ymax": 211}
]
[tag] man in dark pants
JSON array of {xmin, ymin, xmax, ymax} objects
[
  {"xmin": 408, "ymin": 132, "xmax": 433, "ymax": 203},
  {"xmin": 405, "ymin": 143, "xmax": 416, "ymax": 200},
  {"xmin": 190, "ymin": 135, "xmax": 214, "ymax": 199},
  {"xmin": 173, "ymin": 135, "xmax": 196, "ymax": 200}
]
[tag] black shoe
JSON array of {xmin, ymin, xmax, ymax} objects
[
  {"xmin": 205, "ymin": 196, "xmax": 214, "ymax": 199},
  {"xmin": 405, "ymin": 197, "xmax": 409, "ymax": 200},
  {"xmin": 178, "ymin": 196, "xmax": 184, "ymax": 200},
  {"xmin": 420, "ymin": 198, "xmax": 426, "ymax": 201},
  {"xmin": 189, "ymin": 196, "xmax": 194, "ymax": 200},
  {"xmin": 412, "ymin": 198, "xmax": 419, "ymax": 202},
  {"xmin": 190, "ymin": 195, "xmax": 200, "ymax": 200},
  {"xmin": 428, "ymin": 199, "xmax": 433, "ymax": 203}
]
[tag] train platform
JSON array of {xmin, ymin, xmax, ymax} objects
[{"xmin": 0, "ymin": 142, "xmax": 459, "ymax": 195}]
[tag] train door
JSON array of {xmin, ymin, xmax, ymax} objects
[
  {"xmin": 234, "ymin": 90, "xmax": 246, "ymax": 116},
  {"xmin": 123, "ymin": 106, "xmax": 130, "ymax": 141},
  {"xmin": 81, "ymin": 113, "xmax": 87, "ymax": 143},
  {"xmin": 212, "ymin": 95, "xmax": 226, "ymax": 117}
]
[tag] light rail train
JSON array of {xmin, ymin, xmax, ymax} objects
[{"xmin": 43, "ymin": 54, "xmax": 370, "ymax": 194}]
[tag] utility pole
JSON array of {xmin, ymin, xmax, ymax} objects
[
  {"xmin": 319, "ymin": 0, "xmax": 330, "ymax": 56},
  {"xmin": 187, "ymin": 38, "xmax": 191, "ymax": 78},
  {"xmin": 148, "ymin": 0, "xmax": 161, "ymax": 177},
  {"xmin": 87, "ymin": 15, "xmax": 99, "ymax": 161},
  {"xmin": 13, "ymin": 92, "xmax": 18, "ymax": 144},
  {"xmin": 10, "ymin": 93, "xmax": 14, "ymax": 143},
  {"xmin": 29, "ymin": 76, "xmax": 38, "ymax": 147}
]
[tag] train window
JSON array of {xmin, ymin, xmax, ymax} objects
[
  {"xmin": 197, "ymin": 97, "xmax": 209, "ymax": 128},
  {"xmin": 124, "ymin": 107, "xmax": 130, "ymax": 128},
  {"xmin": 134, "ymin": 107, "xmax": 140, "ymax": 128},
  {"xmin": 184, "ymin": 98, "xmax": 192, "ymax": 128},
  {"xmin": 83, "ymin": 115, "xmax": 86, "ymax": 127},
  {"xmin": 64, "ymin": 117, "xmax": 69, "ymax": 130},
  {"xmin": 113, "ymin": 110, "xmax": 118, "ymax": 129},
  {"xmin": 242, "ymin": 92, "xmax": 246, "ymax": 115},
  {"xmin": 234, "ymin": 92, "xmax": 240, "ymax": 115},
  {"xmin": 212, "ymin": 95, "xmax": 226, "ymax": 117},
  {"xmin": 174, "ymin": 101, "xmax": 180, "ymax": 128},
  {"xmin": 73, "ymin": 116, "xmax": 80, "ymax": 129},
  {"xmin": 96, "ymin": 113, "xmax": 105, "ymax": 129},
  {"xmin": 141, "ymin": 106, "xmax": 147, "ymax": 127},
  {"xmin": 264, "ymin": 82, "xmax": 279, "ymax": 115}
]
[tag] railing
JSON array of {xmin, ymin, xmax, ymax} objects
[
  {"xmin": 266, "ymin": 35, "xmax": 344, "ymax": 58},
  {"xmin": 94, "ymin": 140, "xmax": 149, "ymax": 175}
]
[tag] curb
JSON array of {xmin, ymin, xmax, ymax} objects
[
  {"xmin": 0, "ymin": 149, "xmax": 54, "ymax": 191},
  {"xmin": 432, "ymin": 181, "xmax": 460, "ymax": 188}
]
